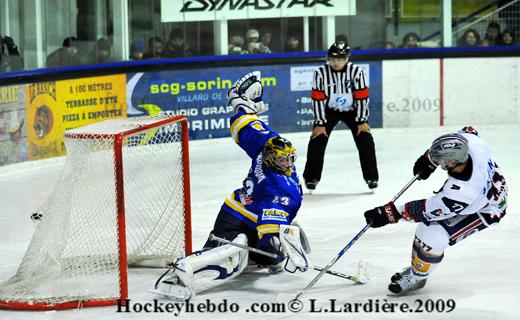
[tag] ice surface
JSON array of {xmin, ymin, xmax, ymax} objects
[{"xmin": 1, "ymin": 125, "xmax": 519, "ymax": 320}]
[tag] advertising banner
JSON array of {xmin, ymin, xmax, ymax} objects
[
  {"xmin": 26, "ymin": 75, "xmax": 127, "ymax": 160},
  {"xmin": 0, "ymin": 85, "xmax": 27, "ymax": 166},
  {"xmin": 161, "ymin": 0, "xmax": 356, "ymax": 22},
  {"xmin": 127, "ymin": 62, "xmax": 382, "ymax": 140}
]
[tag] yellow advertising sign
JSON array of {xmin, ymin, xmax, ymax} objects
[{"xmin": 26, "ymin": 74, "xmax": 126, "ymax": 160}]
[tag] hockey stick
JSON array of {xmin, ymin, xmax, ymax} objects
[
  {"xmin": 294, "ymin": 174, "xmax": 420, "ymax": 300},
  {"xmin": 208, "ymin": 234, "xmax": 367, "ymax": 284}
]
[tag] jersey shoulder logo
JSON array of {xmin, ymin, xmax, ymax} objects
[
  {"xmin": 441, "ymin": 197, "xmax": 469, "ymax": 214},
  {"xmin": 250, "ymin": 121, "xmax": 265, "ymax": 131}
]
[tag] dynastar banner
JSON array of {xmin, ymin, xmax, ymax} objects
[{"xmin": 161, "ymin": 0, "xmax": 356, "ymax": 22}]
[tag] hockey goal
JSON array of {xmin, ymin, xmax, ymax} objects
[{"xmin": 0, "ymin": 115, "xmax": 192, "ymax": 310}]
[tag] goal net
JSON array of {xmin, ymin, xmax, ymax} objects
[{"xmin": 0, "ymin": 115, "xmax": 191, "ymax": 310}]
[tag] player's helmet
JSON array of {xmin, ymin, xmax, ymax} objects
[
  {"xmin": 327, "ymin": 42, "xmax": 351, "ymax": 60},
  {"xmin": 428, "ymin": 133, "xmax": 469, "ymax": 169},
  {"xmin": 263, "ymin": 136, "xmax": 296, "ymax": 175}
]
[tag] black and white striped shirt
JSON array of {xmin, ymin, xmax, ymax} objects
[{"xmin": 311, "ymin": 62, "xmax": 369, "ymax": 125}]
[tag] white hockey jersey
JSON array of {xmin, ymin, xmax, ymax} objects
[{"xmin": 398, "ymin": 132, "xmax": 508, "ymax": 222}]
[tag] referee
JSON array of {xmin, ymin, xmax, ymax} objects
[{"xmin": 303, "ymin": 41, "xmax": 379, "ymax": 190}]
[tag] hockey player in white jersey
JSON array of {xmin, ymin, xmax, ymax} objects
[
  {"xmin": 363, "ymin": 126, "xmax": 507, "ymax": 294},
  {"xmin": 151, "ymin": 71, "xmax": 311, "ymax": 300}
]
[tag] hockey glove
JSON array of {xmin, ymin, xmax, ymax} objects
[
  {"xmin": 364, "ymin": 201, "xmax": 401, "ymax": 228},
  {"xmin": 413, "ymin": 150, "xmax": 437, "ymax": 180},
  {"xmin": 227, "ymin": 71, "xmax": 267, "ymax": 115},
  {"xmin": 279, "ymin": 225, "xmax": 312, "ymax": 273}
]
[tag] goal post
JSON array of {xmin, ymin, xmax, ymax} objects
[{"xmin": 0, "ymin": 115, "xmax": 192, "ymax": 310}]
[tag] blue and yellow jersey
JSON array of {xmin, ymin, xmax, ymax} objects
[{"xmin": 222, "ymin": 111, "xmax": 303, "ymax": 244}]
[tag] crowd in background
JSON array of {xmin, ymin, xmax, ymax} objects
[
  {"xmin": 385, "ymin": 21, "xmax": 516, "ymax": 50},
  {"xmin": 0, "ymin": 18, "xmax": 518, "ymax": 72},
  {"xmin": 456, "ymin": 22, "xmax": 516, "ymax": 47}
]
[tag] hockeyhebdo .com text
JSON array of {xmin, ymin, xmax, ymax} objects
[
  {"xmin": 149, "ymin": 77, "xmax": 278, "ymax": 96},
  {"xmin": 116, "ymin": 298, "xmax": 456, "ymax": 316}
]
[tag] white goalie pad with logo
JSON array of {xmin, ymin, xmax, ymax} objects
[
  {"xmin": 150, "ymin": 234, "xmax": 249, "ymax": 300},
  {"xmin": 280, "ymin": 225, "xmax": 312, "ymax": 273}
]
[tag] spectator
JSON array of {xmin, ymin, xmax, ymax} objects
[
  {"xmin": 457, "ymin": 29, "xmax": 481, "ymax": 47},
  {"xmin": 79, "ymin": 38, "xmax": 112, "ymax": 64},
  {"xmin": 335, "ymin": 34, "xmax": 348, "ymax": 46},
  {"xmin": 228, "ymin": 35, "xmax": 247, "ymax": 55},
  {"xmin": 284, "ymin": 34, "xmax": 301, "ymax": 52},
  {"xmin": 480, "ymin": 39, "xmax": 490, "ymax": 46},
  {"xmin": 498, "ymin": 1, "xmax": 520, "ymax": 42},
  {"xmin": 384, "ymin": 41, "xmax": 396, "ymax": 49},
  {"xmin": 130, "ymin": 40, "xmax": 144, "ymax": 60},
  {"xmin": 163, "ymin": 28, "xmax": 193, "ymax": 58},
  {"xmin": 89, "ymin": 38, "xmax": 112, "ymax": 64},
  {"xmin": 245, "ymin": 29, "xmax": 270, "ymax": 54},
  {"xmin": 0, "ymin": 34, "xmax": 23, "ymax": 72},
  {"xmin": 484, "ymin": 22, "xmax": 501, "ymax": 46},
  {"xmin": 46, "ymin": 37, "xmax": 80, "ymax": 67},
  {"xmin": 143, "ymin": 37, "xmax": 164, "ymax": 59},
  {"xmin": 500, "ymin": 29, "xmax": 516, "ymax": 46},
  {"xmin": 400, "ymin": 32, "xmax": 420, "ymax": 48},
  {"xmin": 260, "ymin": 27, "xmax": 273, "ymax": 52}
]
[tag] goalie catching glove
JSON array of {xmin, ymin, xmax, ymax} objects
[{"xmin": 227, "ymin": 71, "xmax": 267, "ymax": 114}]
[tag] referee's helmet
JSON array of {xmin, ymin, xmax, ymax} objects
[{"xmin": 327, "ymin": 42, "xmax": 351, "ymax": 60}]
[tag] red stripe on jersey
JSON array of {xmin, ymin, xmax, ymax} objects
[
  {"xmin": 311, "ymin": 89, "xmax": 327, "ymax": 101},
  {"xmin": 451, "ymin": 219, "xmax": 482, "ymax": 239},
  {"xmin": 353, "ymin": 88, "xmax": 369, "ymax": 99}
]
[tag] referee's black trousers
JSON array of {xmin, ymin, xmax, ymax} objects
[{"xmin": 303, "ymin": 109, "xmax": 379, "ymax": 184}]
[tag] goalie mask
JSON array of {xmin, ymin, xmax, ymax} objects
[
  {"xmin": 429, "ymin": 133, "xmax": 469, "ymax": 170},
  {"xmin": 263, "ymin": 136, "xmax": 296, "ymax": 176}
]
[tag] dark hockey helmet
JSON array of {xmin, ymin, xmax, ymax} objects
[
  {"xmin": 263, "ymin": 136, "xmax": 296, "ymax": 176},
  {"xmin": 327, "ymin": 42, "xmax": 351, "ymax": 60},
  {"xmin": 428, "ymin": 133, "xmax": 469, "ymax": 169}
]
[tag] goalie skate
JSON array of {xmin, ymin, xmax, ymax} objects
[
  {"xmin": 150, "ymin": 234, "xmax": 249, "ymax": 300},
  {"xmin": 149, "ymin": 263, "xmax": 193, "ymax": 301}
]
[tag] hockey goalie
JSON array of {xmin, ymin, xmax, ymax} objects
[{"xmin": 151, "ymin": 71, "xmax": 311, "ymax": 300}]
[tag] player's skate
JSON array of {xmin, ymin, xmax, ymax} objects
[{"xmin": 388, "ymin": 266, "xmax": 427, "ymax": 295}]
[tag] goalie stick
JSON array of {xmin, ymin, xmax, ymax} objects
[
  {"xmin": 209, "ymin": 234, "xmax": 367, "ymax": 284},
  {"xmin": 294, "ymin": 174, "xmax": 420, "ymax": 300}
]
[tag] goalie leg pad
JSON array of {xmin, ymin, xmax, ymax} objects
[
  {"xmin": 280, "ymin": 225, "xmax": 312, "ymax": 273},
  {"xmin": 152, "ymin": 234, "xmax": 249, "ymax": 299}
]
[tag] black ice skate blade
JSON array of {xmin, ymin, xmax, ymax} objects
[{"xmin": 386, "ymin": 288, "xmax": 425, "ymax": 297}]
